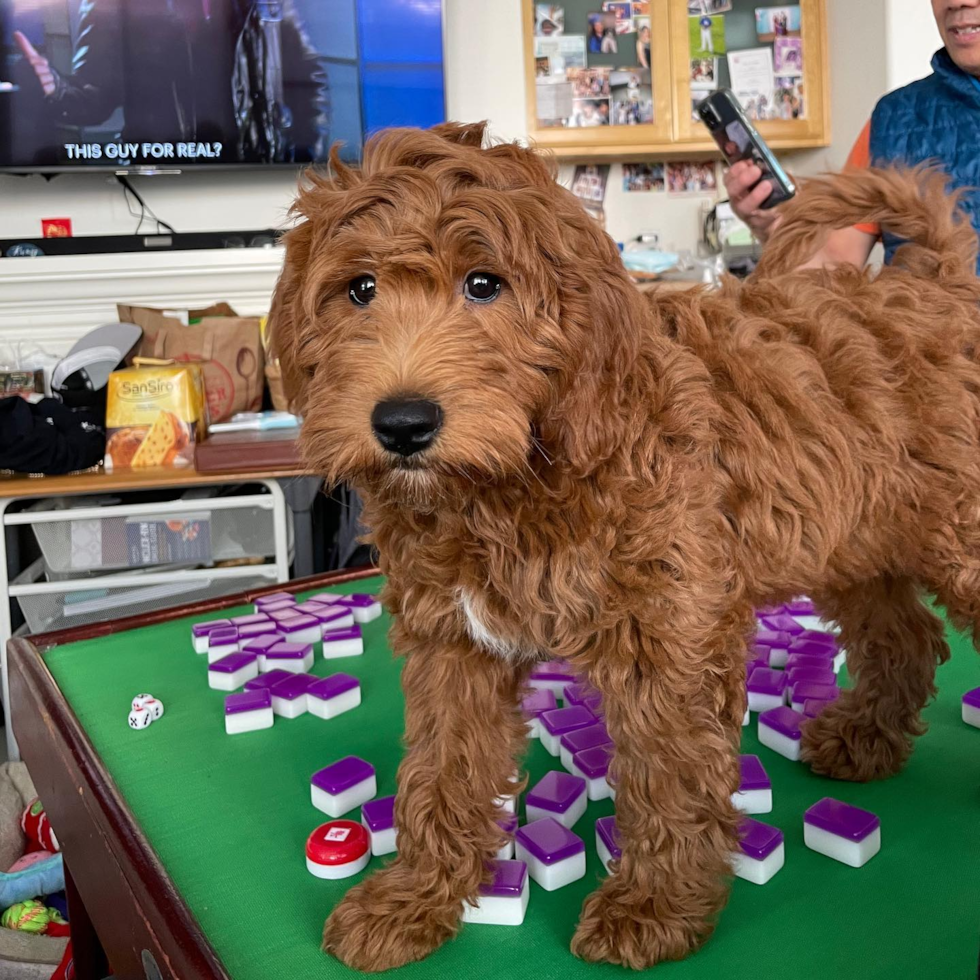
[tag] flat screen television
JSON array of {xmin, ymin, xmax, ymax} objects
[{"xmin": 0, "ymin": 0, "xmax": 445, "ymax": 173}]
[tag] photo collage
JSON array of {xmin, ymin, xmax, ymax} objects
[
  {"xmin": 622, "ymin": 161, "xmax": 717, "ymax": 194},
  {"xmin": 688, "ymin": 3, "xmax": 805, "ymax": 122},
  {"xmin": 534, "ymin": 2, "xmax": 654, "ymax": 129}
]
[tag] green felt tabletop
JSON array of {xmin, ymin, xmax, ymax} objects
[{"xmin": 44, "ymin": 578, "xmax": 979, "ymax": 979}]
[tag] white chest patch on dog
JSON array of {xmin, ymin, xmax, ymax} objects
[{"xmin": 458, "ymin": 589, "xmax": 526, "ymax": 660}]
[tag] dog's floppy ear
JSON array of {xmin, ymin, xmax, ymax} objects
[
  {"xmin": 268, "ymin": 219, "xmax": 314, "ymax": 413},
  {"xmin": 430, "ymin": 120, "xmax": 489, "ymax": 148},
  {"xmin": 537, "ymin": 198, "xmax": 648, "ymax": 476}
]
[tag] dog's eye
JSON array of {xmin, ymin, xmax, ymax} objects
[
  {"xmin": 348, "ymin": 275, "xmax": 376, "ymax": 307},
  {"xmin": 463, "ymin": 272, "xmax": 502, "ymax": 304}
]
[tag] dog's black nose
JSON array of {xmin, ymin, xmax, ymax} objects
[{"xmin": 371, "ymin": 399, "xmax": 443, "ymax": 456}]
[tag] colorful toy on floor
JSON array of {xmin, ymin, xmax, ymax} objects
[
  {"xmin": 22, "ymin": 798, "xmax": 59, "ymax": 853},
  {"xmin": 44, "ymin": 907, "xmax": 70, "ymax": 937},
  {"xmin": 1, "ymin": 899, "xmax": 50, "ymax": 933}
]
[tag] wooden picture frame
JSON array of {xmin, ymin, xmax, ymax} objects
[
  {"xmin": 671, "ymin": 0, "xmax": 830, "ymax": 149},
  {"xmin": 523, "ymin": 0, "xmax": 676, "ymax": 156},
  {"xmin": 521, "ymin": 0, "xmax": 830, "ymax": 159}
]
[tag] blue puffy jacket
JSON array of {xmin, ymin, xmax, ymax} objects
[{"xmin": 869, "ymin": 48, "xmax": 980, "ymax": 274}]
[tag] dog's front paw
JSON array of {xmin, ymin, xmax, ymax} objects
[
  {"xmin": 322, "ymin": 864, "xmax": 459, "ymax": 972},
  {"xmin": 571, "ymin": 881, "xmax": 713, "ymax": 969}
]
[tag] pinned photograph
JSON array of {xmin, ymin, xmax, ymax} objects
[
  {"xmin": 774, "ymin": 75, "xmax": 805, "ymax": 119},
  {"xmin": 688, "ymin": 0, "xmax": 732, "ymax": 12},
  {"xmin": 728, "ymin": 47, "xmax": 775, "ymax": 119},
  {"xmin": 634, "ymin": 16, "xmax": 652, "ymax": 68},
  {"xmin": 755, "ymin": 5, "xmax": 801, "ymax": 42},
  {"xmin": 632, "ymin": 0, "xmax": 650, "ymax": 13},
  {"xmin": 611, "ymin": 68, "xmax": 653, "ymax": 125},
  {"xmin": 569, "ymin": 98, "xmax": 611, "ymax": 127},
  {"xmin": 588, "ymin": 11, "xmax": 619, "ymax": 54},
  {"xmin": 535, "ymin": 4, "xmax": 565, "ymax": 35},
  {"xmin": 667, "ymin": 161, "xmax": 718, "ymax": 194},
  {"xmin": 774, "ymin": 36, "xmax": 803, "ymax": 75},
  {"xmin": 622, "ymin": 162, "xmax": 665, "ymax": 192},
  {"xmin": 742, "ymin": 92, "xmax": 774, "ymax": 120},
  {"xmin": 689, "ymin": 14, "xmax": 726, "ymax": 57},
  {"xmin": 690, "ymin": 57, "xmax": 718, "ymax": 89},
  {"xmin": 535, "ymin": 34, "xmax": 587, "ymax": 74},
  {"xmin": 571, "ymin": 164, "xmax": 611, "ymax": 203},
  {"xmin": 536, "ymin": 76, "xmax": 574, "ymax": 127},
  {"xmin": 536, "ymin": 56, "xmax": 551, "ymax": 77},
  {"xmin": 602, "ymin": 1, "xmax": 635, "ymax": 34},
  {"xmin": 568, "ymin": 66, "xmax": 612, "ymax": 99}
]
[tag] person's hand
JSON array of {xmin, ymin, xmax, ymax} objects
[
  {"xmin": 13, "ymin": 31, "xmax": 56, "ymax": 96},
  {"xmin": 723, "ymin": 160, "xmax": 783, "ymax": 243}
]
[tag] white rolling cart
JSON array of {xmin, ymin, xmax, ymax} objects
[{"xmin": 1, "ymin": 471, "xmax": 297, "ymax": 760}]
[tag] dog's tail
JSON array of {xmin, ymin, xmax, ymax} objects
[{"xmin": 753, "ymin": 165, "xmax": 978, "ymax": 281}]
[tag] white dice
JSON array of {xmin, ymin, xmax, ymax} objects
[
  {"xmin": 144, "ymin": 698, "xmax": 164, "ymax": 721},
  {"xmin": 128, "ymin": 707, "xmax": 153, "ymax": 730},
  {"xmin": 128, "ymin": 694, "xmax": 164, "ymax": 729}
]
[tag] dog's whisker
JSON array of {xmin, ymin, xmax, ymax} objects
[{"xmin": 531, "ymin": 436, "xmax": 554, "ymax": 467}]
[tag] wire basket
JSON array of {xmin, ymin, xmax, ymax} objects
[
  {"xmin": 30, "ymin": 503, "xmax": 278, "ymax": 574},
  {"xmin": 18, "ymin": 572, "xmax": 276, "ymax": 636}
]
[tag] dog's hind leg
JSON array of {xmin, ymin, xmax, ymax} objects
[
  {"xmin": 802, "ymin": 575, "xmax": 949, "ymax": 782},
  {"xmin": 571, "ymin": 624, "xmax": 746, "ymax": 969}
]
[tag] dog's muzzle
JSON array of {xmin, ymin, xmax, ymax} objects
[{"xmin": 371, "ymin": 398, "xmax": 443, "ymax": 457}]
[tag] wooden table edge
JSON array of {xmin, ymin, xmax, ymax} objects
[
  {"xmin": 8, "ymin": 565, "xmax": 382, "ymax": 980},
  {"xmin": 0, "ymin": 466, "xmax": 315, "ymax": 501}
]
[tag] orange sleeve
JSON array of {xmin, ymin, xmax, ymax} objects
[{"xmin": 846, "ymin": 120, "xmax": 880, "ymax": 237}]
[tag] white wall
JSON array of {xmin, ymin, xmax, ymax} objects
[
  {"xmin": 0, "ymin": 169, "xmax": 300, "ymax": 239},
  {"xmin": 792, "ymin": 1, "xmax": 887, "ymax": 177},
  {"xmin": 885, "ymin": 0, "xmax": 940, "ymax": 92}
]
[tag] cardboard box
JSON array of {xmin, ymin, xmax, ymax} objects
[
  {"xmin": 125, "ymin": 515, "xmax": 212, "ymax": 565},
  {"xmin": 105, "ymin": 361, "xmax": 208, "ymax": 470}
]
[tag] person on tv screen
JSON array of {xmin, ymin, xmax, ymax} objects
[{"xmin": 7, "ymin": 0, "xmax": 328, "ymax": 166}]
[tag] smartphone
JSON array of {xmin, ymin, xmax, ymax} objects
[{"xmin": 696, "ymin": 89, "xmax": 795, "ymax": 209}]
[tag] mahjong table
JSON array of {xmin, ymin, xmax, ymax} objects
[{"xmin": 9, "ymin": 568, "xmax": 979, "ymax": 979}]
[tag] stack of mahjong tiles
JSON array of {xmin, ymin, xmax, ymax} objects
[
  {"xmin": 292, "ymin": 657, "xmax": 618, "ymax": 924},
  {"xmin": 189, "ymin": 589, "xmax": 381, "ymax": 735},
  {"xmin": 729, "ymin": 598, "xmax": 882, "ymax": 884},
  {"xmin": 746, "ymin": 597, "xmax": 845, "ymax": 761}
]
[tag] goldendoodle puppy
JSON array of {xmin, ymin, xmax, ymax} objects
[{"xmin": 271, "ymin": 122, "xmax": 980, "ymax": 972}]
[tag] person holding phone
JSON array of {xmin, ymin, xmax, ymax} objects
[{"xmin": 725, "ymin": 0, "xmax": 980, "ymax": 273}]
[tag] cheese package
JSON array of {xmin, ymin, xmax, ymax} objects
[{"xmin": 105, "ymin": 361, "xmax": 208, "ymax": 470}]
